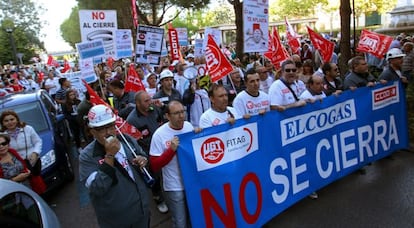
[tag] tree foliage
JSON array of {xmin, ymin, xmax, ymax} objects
[
  {"xmin": 0, "ymin": 0, "xmax": 45, "ymax": 64},
  {"xmin": 60, "ymin": 6, "xmax": 81, "ymax": 49},
  {"xmin": 270, "ymin": 0, "xmax": 328, "ymax": 21}
]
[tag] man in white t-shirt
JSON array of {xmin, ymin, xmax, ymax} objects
[
  {"xmin": 199, "ymin": 84, "xmax": 241, "ymax": 128},
  {"xmin": 299, "ymin": 74, "xmax": 327, "ymax": 102},
  {"xmin": 44, "ymin": 70, "xmax": 60, "ymax": 99},
  {"xmin": 149, "ymin": 101, "xmax": 195, "ymax": 228},
  {"xmin": 268, "ymin": 60, "xmax": 307, "ymax": 111},
  {"xmin": 233, "ymin": 68, "xmax": 270, "ymax": 117}
]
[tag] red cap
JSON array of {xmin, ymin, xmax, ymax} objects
[{"xmin": 253, "ymin": 23, "xmax": 260, "ymax": 30}]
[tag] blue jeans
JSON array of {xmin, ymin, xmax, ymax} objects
[{"xmin": 164, "ymin": 190, "xmax": 191, "ymax": 228}]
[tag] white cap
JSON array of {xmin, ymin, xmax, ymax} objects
[
  {"xmin": 186, "ymin": 53, "xmax": 195, "ymax": 59},
  {"xmin": 159, "ymin": 70, "xmax": 174, "ymax": 80},
  {"xmin": 386, "ymin": 48, "xmax": 406, "ymax": 60},
  {"xmin": 88, "ymin": 105, "xmax": 116, "ymax": 128}
]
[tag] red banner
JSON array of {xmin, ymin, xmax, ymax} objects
[
  {"xmin": 307, "ymin": 26, "xmax": 334, "ymax": 64},
  {"xmin": 285, "ymin": 18, "xmax": 301, "ymax": 54},
  {"xmin": 356, "ymin": 29, "xmax": 393, "ymax": 59},
  {"xmin": 82, "ymin": 80, "xmax": 142, "ymax": 139},
  {"xmin": 168, "ymin": 23, "xmax": 182, "ymax": 63},
  {"xmin": 264, "ymin": 27, "xmax": 290, "ymax": 69},
  {"xmin": 206, "ymin": 34, "xmax": 233, "ymax": 82},
  {"xmin": 124, "ymin": 64, "xmax": 146, "ymax": 93}
]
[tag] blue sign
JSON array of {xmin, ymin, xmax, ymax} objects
[
  {"xmin": 76, "ymin": 40, "xmax": 105, "ymax": 60},
  {"xmin": 178, "ymin": 81, "xmax": 409, "ymax": 227}
]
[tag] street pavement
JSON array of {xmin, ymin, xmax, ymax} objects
[{"xmin": 46, "ymin": 147, "xmax": 414, "ymax": 228}]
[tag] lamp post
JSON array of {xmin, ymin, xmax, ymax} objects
[{"xmin": 5, "ymin": 28, "xmax": 19, "ymax": 65}]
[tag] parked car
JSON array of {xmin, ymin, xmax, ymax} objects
[
  {"xmin": 0, "ymin": 178, "xmax": 61, "ymax": 227},
  {"xmin": 0, "ymin": 90, "xmax": 74, "ymax": 193}
]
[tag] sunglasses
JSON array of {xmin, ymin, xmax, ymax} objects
[
  {"xmin": 284, "ymin": 68, "xmax": 297, "ymax": 73},
  {"xmin": 0, "ymin": 141, "xmax": 8, "ymax": 146}
]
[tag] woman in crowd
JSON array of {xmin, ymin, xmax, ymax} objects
[
  {"xmin": 299, "ymin": 59, "xmax": 315, "ymax": 84},
  {"xmin": 0, "ymin": 133, "xmax": 46, "ymax": 194},
  {"xmin": 0, "ymin": 110, "xmax": 42, "ymax": 169},
  {"xmin": 62, "ymin": 89, "xmax": 82, "ymax": 151}
]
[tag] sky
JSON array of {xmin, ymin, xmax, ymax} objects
[{"xmin": 37, "ymin": 0, "xmax": 77, "ymax": 53}]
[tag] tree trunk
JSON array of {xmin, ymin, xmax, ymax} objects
[
  {"xmin": 339, "ymin": 0, "xmax": 352, "ymax": 78},
  {"xmin": 233, "ymin": 0, "xmax": 244, "ymax": 59}
]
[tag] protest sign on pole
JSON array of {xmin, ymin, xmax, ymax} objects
[
  {"xmin": 176, "ymin": 27, "xmax": 189, "ymax": 47},
  {"xmin": 79, "ymin": 10, "xmax": 118, "ymax": 58},
  {"xmin": 135, "ymin": 25, "xmax": 164, "ymax": 65},
  {"xmin": 115, "ymin": 29, "xmax": 133, "ymax": 59},
  {"xmin": 243, "ymin": 0, "xmax": 269, "ymax": 53},
  {"xmin": 168, "ymin": 23, "xmax": 183, "ymax": 64}
]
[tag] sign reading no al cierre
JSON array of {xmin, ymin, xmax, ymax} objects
[{"xmin": 178, "ymin": 81, "xmax": 409, "ymax": 228}]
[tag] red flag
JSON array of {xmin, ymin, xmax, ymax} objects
[
  {"xmin": 107, "ymin": 57, "xmax": 114, "ymax": 70},
  {"xmin": 206, "ymin": 34, "xmax": 233, "ymax": 82},
  {"xmin": 131, "ymin": 0, "xmax": 138, "ymax": 28},
  {"xmin": 37, "ymin": 71, "xmax": 44, "ymax": 84},
  {"xmin": 61, "ymin": 59, "xmax": 71, "ymax": 73},
  {"xmin": 306, "ymin": 26, "xmax": 334, "ymax": 63},
  {"xmin": 168, "ymin": 23, "xmax": 182, "ymax": 64},
  {"xmin": 124, "ymin": 64, "xmax": 146, "ymax": 92},
  {"xmin": 285, "ymin": 18, "xmax": 301, "ymax": 54},
  {"xmin": 264, "ymin": 27, "xmax": 290, "ymax": 69},
  {"xmin": 356, "ymin": 29, "xmax": 393, "ymax": 59},
  {"xmin": 82, "ymin": 80, "xmax": 142, "ymax": 139},
  {"xmin": 47, "ymin": 55, "xmax": 59, "ymax": 67}
]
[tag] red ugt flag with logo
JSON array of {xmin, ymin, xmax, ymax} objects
[
  {"xmin": 307, "ymin": 26, "xmax": 334, "ymax": 63},
  {"xmin": 357, "ymin": 29, "xmax": 393, "ymax": 59},
  {"xmin": 206, "ymin": 34, "xmax": 233, "ymax": 82},
  {"xmin": 124, "ymin": 63, "xmax": 146, "ymax": 93},
  {"xmin": 264, "ymin": 27, "xmax": 290, "ymax": 69}
]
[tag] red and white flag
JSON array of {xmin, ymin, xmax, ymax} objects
[
  {"xmin": 306, "ymin": 26, "xmax": 334, "ymax": 63},
  {"xmin": 264, "ymin": 27, "xmax": 290, "ymax": 69},
  {"xmin": 356, "ymin": 29, "xmax": 393, "ymax": 59},
  {"xmin": 285, "ymin": 17, "xmax": 301, "ymax": 54},
  {"xmin": 82, "ymin": 80, "xmax": 142, "ymax": 139},
  {"xmin": 205, "ymin": 34, "xmax": 233, "ymax": 82},
  {"xmin": 61, "ymin": 59, "xmax": 71, "ymax": 73},
  {"xmin": 47, "ymin": 55, "xmax": 59, "ymax": 67},
  {"xmin": 168, "ymin": 23, "xmax": 183, "ymax": 64},
  {"xmin": 124, "ymin": 63, "xmax": 146, "ymax": 93}
]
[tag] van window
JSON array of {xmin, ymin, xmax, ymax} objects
[{"xmin": 0, "ymin": 192, "xmax": 42, "ymax": 227}]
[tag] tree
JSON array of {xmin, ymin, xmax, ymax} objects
[
  {"xmin": 0, "ymin": 0, "xmax": 45, "ymax": 64},
  {"xmin": 270, "ymin": 0, "xmax": 328, "ymax": 21},
  {"xmin": 227, "ymin": 0, "xmax": 243, "ymax": 59},
  {"xmin": 339, "ymin": 0, "xmax": 352, "ymax": 77},
  {"xmin": 60, "ymin": 6, "xmax": 81, "ymax": 49},
  {"xmin": 353, "ymin": 0, "xmax": 397, "ymax": 26}
]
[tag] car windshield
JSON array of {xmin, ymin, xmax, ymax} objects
[{"xmin": 11, "ymin": 102, "xmax": 49, "ymax": 133}]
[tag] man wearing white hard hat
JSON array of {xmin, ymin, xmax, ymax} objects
[
  {"xmin": 185, "ymin": 53, "xmax": 195, "ymax": 66},
  {"xmin": 379, "ymin": 48, "xmax": 409, "ymax": 87},
  {"xmin": 153, "ymin": 69, "xmax": 182, "ymax": 119},
  {"xmin": 79, "ymin": 104, "xmax": 151, "ymax": 228}
]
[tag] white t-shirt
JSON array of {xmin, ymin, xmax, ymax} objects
[
  {"xmin": 232, "ymin": 90, "xmax": 270, "ymax": 116},
  {"xmin": 189, "ymin": 89, "xmax": 211, "ymax": 128},
  {"xmin": 199, "ymin": 106, "xmax": 241, "ymax": 128},
  {"xmin": 268, "ymin": 79, "xmax": 298, "ymax": 106},
  {"xmin": 299, "ymin": 89, "xmax": 327, "ymax": 101},
  {"xmin": 259, "ymin": 76, "xmax": 274, "ymax": 94},
  {"xmin": 149, "ymin": 121, "xmax": 193, "ymax": 191},
  {"xmin": 45, "ymin": 77, "xmax": 59, "ymax": 95},
  {"xmin": 293, "ymin": 80, "xmax": 306, "ymax": 96}
]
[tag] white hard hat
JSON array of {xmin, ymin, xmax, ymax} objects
[
  {"xmin": 186, "ymin": 53, "xmax": 195, "ymax": 59},
  {"xmin": 159, "ymin": 69, "xmax": 174, "ymax": 80},
  {"xmin": 386, "ymin": 48, "xmax": 406, "ymax": 60},
  {"xmin": 87, "ymin": 105, "xmax": 116, "ymax": 128}
]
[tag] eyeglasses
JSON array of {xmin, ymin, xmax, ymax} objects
[
  {"xmin": 284, "ymin": 68, "xmax": 297, "ymax": 73},
  {"xmin": 0, "ymin": 141, "xmax": 8, "ymax": 146},
  {"xmin": 169, "ymin": 110, "xmax": 186, "ymax": 116},
  {"xmin": 332, "ymin": 68, "xmax": 339, "ymax": 71}
]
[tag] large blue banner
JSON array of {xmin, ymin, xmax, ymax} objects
[{"xmin": 177, "ymin": 82, "xmax": 409, "ymax": 227}]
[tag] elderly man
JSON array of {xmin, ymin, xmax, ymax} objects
[
  {"xmin": 79, "ymin": 105, "xmax": 150, "ymax": 228},
  {"xmin": 343, "ymin": 56, "xmax": 376, "ymax": 90},
  {"xmin": 268, "ymin": 60, "xmax": 307, "ymax": 111},
  {"xmin": 299, "ymin": 75, "xmax": 327, "ymax": 102}
]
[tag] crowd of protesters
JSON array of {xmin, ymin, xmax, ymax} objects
[{"xmin": 0, "ymin": 30, "xmax": 412, "ymax": 227}]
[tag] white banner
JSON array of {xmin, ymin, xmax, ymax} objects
[
  {"xmin": 243, "ymin": 0, "xmax": 269, "ymax": 53},
  {"xmin": 79, "ymin": 10, "xmax": 118, "ymax": 58},
  {"xmin": 176, "ymin": 27, "xmax": 189, "ymax": 47},
  {"xmin": 203, "ymin": 28, "xmax": 222, "ymax": 52}
]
